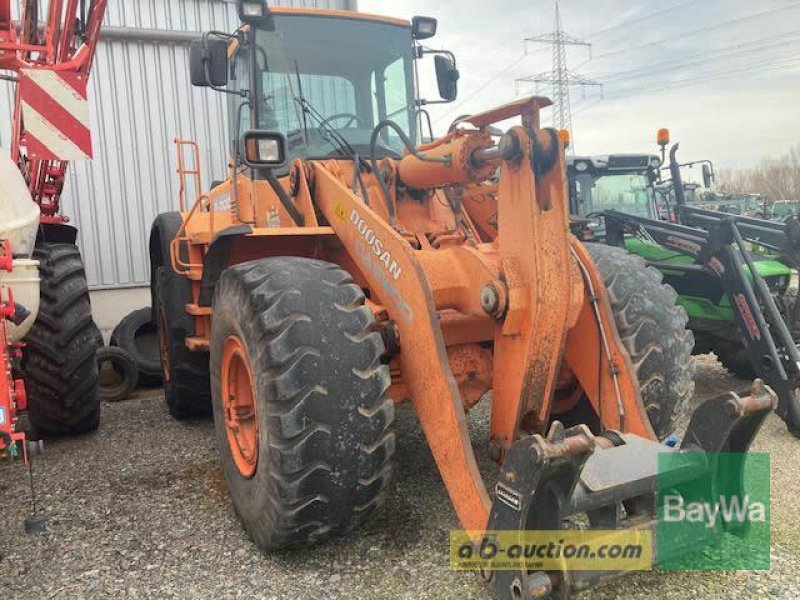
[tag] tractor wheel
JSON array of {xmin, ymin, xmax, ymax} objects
[
  {"xmin": 585, "ymin": 243, "xmax": 696, "ymax": 439},
  {"xmin": 22, "ymin": 243, "xmax": 102, "ymax": 436},
  {"xmin": 714, "ymin": 287, "xmax": 800, "ymax": 382},
  {"xmin": 111, "ymin": 308, "xmax": 162, "ymax": 387},
  {"xmin": 210, "ymin": 257, "xmax": 395, "ymax": 550},
  {"xmin": 713, "ymin": 341, "xmax": 756, "ymax": 380},
  {"xmin": 154, "ymin": 266, "xmax": 211, "ymax": 419}
]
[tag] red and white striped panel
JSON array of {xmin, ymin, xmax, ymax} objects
[{"xmin": 19, "ymin": 69, "xmax": 93, "ymax": 161}]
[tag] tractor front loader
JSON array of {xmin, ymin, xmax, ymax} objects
[
  {"xmin": 150, "ymin": 4, "xmax": 775, "ymax": 597},
  {"xmin": 560, "ymin": 137, "xmax": 800, "ymax": 437}
]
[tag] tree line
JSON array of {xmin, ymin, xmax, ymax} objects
[{"xmin": 717, "ymin": 144, "xmax": 800, "ymax": 201}]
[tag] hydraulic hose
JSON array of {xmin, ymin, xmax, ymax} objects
[{"xmin": 369, "ymin": 120, "xmax": 448, "ymax": 225}]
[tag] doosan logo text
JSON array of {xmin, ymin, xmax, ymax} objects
[{"xmin": 350, "ymin": 209, "xmax": 402, "ymax": 280}]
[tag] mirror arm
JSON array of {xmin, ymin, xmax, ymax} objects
[
  {"xmin": 418, "ymin": 98, "xmax": 453, "ymax": 107},
  {"xmin": 419, "ymin": 47, "xmax": 457, "ymax": 67}
]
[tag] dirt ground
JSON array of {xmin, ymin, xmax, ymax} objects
[{"xmin": 1, "ymin": 354, "xmax": 799, "ymax": 599}]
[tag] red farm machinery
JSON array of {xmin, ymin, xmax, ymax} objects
[{"xmin": 0, "ymin": 0, "xmax": 108, "ymax": 460}]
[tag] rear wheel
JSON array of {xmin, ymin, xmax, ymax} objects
[
  {"xmin": 211, "ymin": 257, "xmax": 395, "ymax": 550},
  {"xmin": 585, "ymin": 243, "xmax": 695, "ymax": 439},
  {"xmin": 22, "ymin": 242, "xmax": 102, "ymax": 436},
  {"xmin": 154, "ymin": 266, "xmax": 211, "ymax": 419},
  {"xmin": 714, "ymin": 340, "xmax": 756, "ymax": 380}
]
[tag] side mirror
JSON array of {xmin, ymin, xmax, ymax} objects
[
  {"xmin": 702, "ymin": 164, "xmax": 714, "ymax": 188},
  {"xmin": 435, "ymin": 55, "xmax": 459, "ymax": 102},
  {"xmin": 241, "ymin": 130, "xmax": 288, "ymax": 168},
  {"xmin": 190, "ymin": 38, "xmax": 229, "ymax": 87}
]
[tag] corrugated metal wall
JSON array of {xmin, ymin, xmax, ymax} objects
[{"xmin": 0, "ymin": 0, "xmax": 356, "ymax": 289}]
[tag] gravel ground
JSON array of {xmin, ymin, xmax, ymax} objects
[{"xmin": 1, "ymin": 354, "xmax": 799, "ymax": 599}]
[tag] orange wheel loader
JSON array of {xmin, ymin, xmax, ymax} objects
[{"xmin": 148, "ymin": 3, "xmax": 775, "ymax": 597}]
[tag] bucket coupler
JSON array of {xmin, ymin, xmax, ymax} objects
[
  {"xmin": 486, "ymin": 380, "xmax": 775, "ymax": 600},
  {"xmin": 603, "ymin": 210, "xmax": 800, "ymax": 435}
]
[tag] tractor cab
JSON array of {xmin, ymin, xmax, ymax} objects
[{"xmin": 567, "ymin": 154, "xmax": 662, "ymax": 236}]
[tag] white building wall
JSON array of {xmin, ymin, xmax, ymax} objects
[{"xmin": 0, "ymin": 0, "xmax": 356, "ymax": 292}]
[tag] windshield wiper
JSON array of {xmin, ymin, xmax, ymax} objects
[{"xmin": 291, "ymin": 62, "xmax": 371, "ymax": 173}]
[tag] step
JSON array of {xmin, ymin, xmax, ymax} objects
[
  {"xmin": 185, "ymin": 336, "xmax": 210, "ymax": 352},
  {"xmin": 186, "ymin": 304, "xmax": 212, "ymax": 316}
]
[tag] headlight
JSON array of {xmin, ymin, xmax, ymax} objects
[
  {"xmin": 575, "ymin": 161, "xmax": 589, "ymax": 172},
  {"xmin": 650, "ymin": 158, "xmax": 661, "ymax": 168}
]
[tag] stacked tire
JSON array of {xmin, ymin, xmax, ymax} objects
[{"xmin": 110, "ymin": 308, "xmax": 163, "ymax": 387}]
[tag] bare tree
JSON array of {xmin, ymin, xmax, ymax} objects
[{"xmin": 717, "ymin": 144, "xmax": 800, "ymax": 201}]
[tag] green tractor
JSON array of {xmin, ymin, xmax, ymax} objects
[{"xmin": 567, "ymin": 140, "xmax": 800, "ymax": 435}]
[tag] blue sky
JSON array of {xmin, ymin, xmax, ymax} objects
[{"xmin": 359, "ymin": 0, "xmax": 800, "ymax": 171}]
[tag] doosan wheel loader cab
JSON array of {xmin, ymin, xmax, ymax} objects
[{"xmin": 150, "ymin": 2, "xmax": 777, "ymax": 598}]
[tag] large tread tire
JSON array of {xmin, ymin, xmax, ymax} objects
[
  {"xmin": 110, "ymin": 308, "xmax": 162, "ymax": 387},
  {"xmin": 211, "ymin": 257, "xmax": 395, "ymax": 550},
  {"xmin": 155, "ymin": 267, "xmax": 211, "ymax": 419},
  {"xmin": 585, "ymin": 243, "xmax": 696, "ymax": 439},
  {"xmin": 22, "ymin": 243, "xmax": 102, "ymax": 436}
]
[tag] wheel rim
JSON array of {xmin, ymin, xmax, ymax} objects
[
  {"xmin": 221, "ymin": 335, "xmax": 259, "ymax": 478},
  {"xmin": 158, "ymin": 308, "xmax": 171, "ymax": 382}
]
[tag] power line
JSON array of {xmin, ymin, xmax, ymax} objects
[
  {"xmin": 594, "ymin": 32, "xmax": 800, "ymax": 85},
  {"xmin": 434, "ymin": 54, "xmax": 527, "ymax": 125},
  {"xmin": 574, "ymin": 2, "xmax": 800, "ymax": 70},
  {"xmin": 433, "ymin": 0, "xmax": 696, "ymax": 127},
  {"xmin": 577, "ymin": 54, "xmax": 800, "ymax": 107},
  {"xmin": 586, "ymin": 0, "xmax": 699, "ymax": 42},
  {"xmin": 516, "ymin": 1, "xmax": 601, "ymax": 146}
]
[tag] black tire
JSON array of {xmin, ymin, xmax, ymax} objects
[
  {"xmin": 585, "ymin": 243, "xmax": 696, "ymax": 439},
  {"xmin": 149, "ymin": 212, "xmax": 185, "ymax": 324},
  {"xmin": 155, "ymin": 266, "xmax": 211, "ymax": 419},
  {"xmin": 211, "ymin": 257, "xmax": 395, "ymax": 550},
  {"xmin": 714, "ymin": 288, "xmax": 800, "ymax": 381},
  {"xmin": 97, "ymin": 346, "xmax": 139, "ymax": 402},
  {"xmin": 22, "ymin": 243, "xmax": 102, "ymax": 436},
  {"xmin": 714, "ymin": 340, "xmax": 756, "ymax": 380},
  {"xmin": 110, "ymin": 308, "xmax": 162, "ymax": 387},
  {"xmin": 779, "ymin": 288, "xmax": 800, "ymax": 341}
]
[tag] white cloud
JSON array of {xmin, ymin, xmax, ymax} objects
[{"xmin": 358, "ymin": 0, "xmax": 800, "ymax": 167}]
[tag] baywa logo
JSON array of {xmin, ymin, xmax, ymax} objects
[
  {"xmin": 662, "ymin": 494, "xmax": 767, "ymax": 529},
  {"xmin": 656, "ymin": 452, "xmax": 770, "ymax": 571}
]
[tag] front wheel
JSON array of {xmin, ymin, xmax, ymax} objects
[
  {"xmin": 211, "ymin": 257, "xmax": 395, "ymax": 550},
  {"xmin": 585, "ymin": 243, "xmax": 696, "ymax": 439}
]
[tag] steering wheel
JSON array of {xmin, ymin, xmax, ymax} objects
[{"xmin": 318, "ymin": 112, "xmax": 363, "ymax": 129}]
